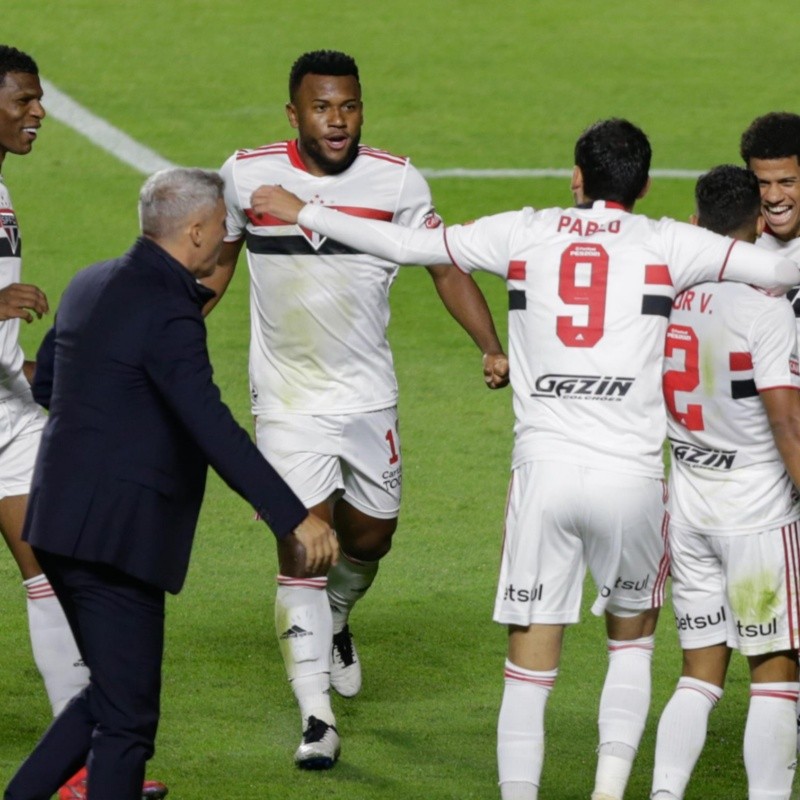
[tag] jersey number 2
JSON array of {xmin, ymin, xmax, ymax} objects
[{"xmin": 663, "ymin": 324, "xmax": 704, "ymax": 430}]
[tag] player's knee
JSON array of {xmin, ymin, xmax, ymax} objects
[{"xmin": 335, "ymin": 511, "xmax": 396, "ymax": 562}]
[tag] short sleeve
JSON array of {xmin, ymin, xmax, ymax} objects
[{"xmin": 219, "ymin": 154, "xmax": 247, "ymax": 243}]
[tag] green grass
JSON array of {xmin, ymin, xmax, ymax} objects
[{"xmin": 0, "ymin": 1, "xmax": 793, "ymax": 797}]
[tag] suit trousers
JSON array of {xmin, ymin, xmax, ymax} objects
[{"xmin": 5, "ymin": 550, "xmax": 165, "ymax": 800}]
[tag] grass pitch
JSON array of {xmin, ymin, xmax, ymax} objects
[{"xmin": 0, "ymin": 2, "xmax": 791, "ymax": 797}]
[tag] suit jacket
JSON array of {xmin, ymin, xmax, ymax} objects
[{"xmin": 25, "ymin": 236, "xmax": 307, "ymax": 593}]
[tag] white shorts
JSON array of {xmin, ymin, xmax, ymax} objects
[
  {"xmin": 0, "ymin": 397, "xmax": 45, "ymax": 499},
  {"xmin": 493, "ymin": 461, "xmax": 668, "ymax": 626},
  {"xmin": 668, "ymin": 519, "xmax": 800, "ymax": 656},
  {"xmin": 255, "ymin": 408, "xmax": 401, "ymax": 519}
]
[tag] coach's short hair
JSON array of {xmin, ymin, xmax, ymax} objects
[
  {"xmin": 138, "ymin": 168, "xmax": 224, "ymax": 240},
  {"xmin": 740, "ymin": 112, "xmax": 800, "ymax": 163},
  {"xmin": 0, "ymin": 45, "xmax": 38, "ymax": 86},
  {"xmin": 574, "ymin": 118, "xmax": 651, "ymax": 208},
  {"xmin": 695, "ymin": 165, "xmax": 761, "ymax": 237},
  {"xmin": 288, "ymin": 50, "xmax": 359, "ymax": 101}
]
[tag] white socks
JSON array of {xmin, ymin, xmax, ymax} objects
[
  {"xmin": 651, "ymin": 676, "xmax": 723, "ymax": 799},
  {"xmin": 325, "ymin": 553, "xmax": 378, "ymax": 633},
  {"xmin": 497, "ymin": 659, "xmax": 558, "ymax": 800},
  {"xmin": 745, "ymin": 682, "xmax": 798, "ymax": 800},
  {"xmin": 594, "ymin": 636, "xmax": 655, "ymax": 800},
  {"xmin": 275, "ymin": 576, "xmax": 335, "ymax": 727},
  {"xmin": 652, "ymin": 679, "xmax": 798, "ymax": 799},
  {"xmin": 24, "ymin": 573, "xmax": 89, "ymax": 716}
]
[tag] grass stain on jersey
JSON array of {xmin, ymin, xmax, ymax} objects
[{"xmin": 701, "ymin": 338, "xmax": 716, "ymax": 397}]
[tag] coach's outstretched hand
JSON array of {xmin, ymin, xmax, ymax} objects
[
  {"xmin": 0, "ymin": 282, "xmax": 48, "ymax": 322},
  {"xmin": 251, "ymin": 185, "xmax": 305, "ymax": 225},
  {"xmin": 483, "ymin": 352, "xmax": 510, "ymax": 389},
  {"xmin": 292, "ymin": 513, "xmax": 339, "ymax": 574}
]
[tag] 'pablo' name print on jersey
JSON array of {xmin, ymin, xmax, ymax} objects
[{"xmin": 556, "ymin": 215, "xmax": 621, "ymax": 236}]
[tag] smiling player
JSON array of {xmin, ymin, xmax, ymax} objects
[
  {"xmin": 741, "ymin": 113, "xmax": 800, "ymax": 314},
  {"xmin": 652, "ymin": 165, "xmax": 800, "ymax": 800}
]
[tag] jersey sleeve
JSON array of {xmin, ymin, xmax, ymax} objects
[
  {"xmin": 219, "ymin": 154, "xmax": 247, "ymax": 243},
  {"xmin": 751, "ymin": 297, "xmax": 800, "ymax": 391},
  {"xmin": 393, "ymin": 162, "xmax": 442, "ymax": 230},
  {"xmin": 662, "ymin": 218, "xmax": 800, "ymax": 294},
  {"xmin": 443, "ymin": 211, "xmax": 525, "ymax": 278},
  {"xmin": 298, "ymin": 203, "xmax": 450, "ymax": 265}
]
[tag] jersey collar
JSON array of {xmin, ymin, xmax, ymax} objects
[
  {"xmin": 287, "ymin": 139, "xmax": 308, "ymax": 172},
  {"xmin": 576, "ymin": 200, "xmax": 629, "ymax": 211}
]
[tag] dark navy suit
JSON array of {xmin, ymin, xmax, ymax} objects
[{"xmin": 5, "ymin": 237, "xmax": 308, "ymax": 800}]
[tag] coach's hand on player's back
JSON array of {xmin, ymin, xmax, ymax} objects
[
  {"xmin": 483, "ymin": 352, "xmax": 510, "ymax": 389},
  {"xmin": 0, "ymin": 282, "xmax": 48, "ymax": 322},
  {"xmin": 250, "ymin": 185, "xmax": 305, "ymax": 225},
  {"xmin": 292, "ymin": 512, "xmax": 339, "ymax": 573}
]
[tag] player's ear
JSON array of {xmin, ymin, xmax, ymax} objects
[
  {"xmin": 637, "ymin": 177, "xmax": 651, "ymax": 200},
  {"xmin": 689, "ymin": 213, "xmax": 699, "ymax": 227},
  {"xmin": 756, "ymin": 214, "xmax": 766, "ymax": 236},
  {"xmin": 570, "ymin": 166, "xmax": 583, "ymax": 193},
  {"xmin": 285, "ymin": 102, "xmax": 299, "ymax": 130}
]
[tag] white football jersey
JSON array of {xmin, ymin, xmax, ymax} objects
[
  {"xmin": 0, "ymin": 178, "xmax": 36, "ymax": 403},
  {"xmin": 220, "ymin": 140, "xmax": 441, "ymax": 415},
  {"xmin": 299, "ymin": 199, "xmax": 800, "ymax": 476},
  {"xmin": 445, "ymin": 202, "xmax": 784, "ymax": 477},
  {"xmin": 665, "ymin": 280, "xmax": 800, "ymax": 533}
]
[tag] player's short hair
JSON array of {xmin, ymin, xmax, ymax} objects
[
  {"xmin": 574, "ymin": 118, "xmax": 651, "ymax": 208},
  {"xmin": 0, "ymin": 45, "xmax": 38, "ymax": 86},
  {"xmin": 740, "ymin": 112, "xmax": 800, "ymax": 163},
  {"xmin": 288, "ymin": 50, "xmax": 360, "ymax": 101},
  {"xmin": 138, "ymin": 168, "xmax": 224, "ymax": 240},
  {"xmin": 695, "ymin": 165, "xmax": 761, "ymax": 237}
]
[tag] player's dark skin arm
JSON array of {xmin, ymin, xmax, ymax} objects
[
  {"xmin": 425, "ymin": 265, "xmax": 509, "ymax": 389},
  {"xmin": 201, "ymin": 239, "xmax": 244, "ymax": 316},
  {"xmin": 761, "ymin": 387, "xmax": 800, "ymax": 488}
]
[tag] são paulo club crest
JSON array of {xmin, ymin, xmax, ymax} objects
[{"xmin": 0, "ymin": 208, "xmax": 20, "ymax": 255}]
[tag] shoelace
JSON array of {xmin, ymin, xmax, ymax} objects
[{"xmin": 332, "ymin": 626, "xmax": 355, "ymax": 666}]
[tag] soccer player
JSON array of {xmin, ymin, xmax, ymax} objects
[
  {"xmin": 250, "ymin": 118, "xmax": 800, "ymax": 800},
  {"xmin": 0, "ymin": 43, "xmax": 88, "ymax": 721},
  {"xmin": 741, "ymin": 112, "xmax": 800, "ymax": 267},
  {"xmin": 0, "ymin": 45, "xmax": 168, "ymax": 800},
  {"xmin": 741, "ymin": 112, "xmax": 800, "ymax": 757},
  {"xmin": 651, "ymin": 165, "xmax": 800, "ymax": 800},
  {"xmin": 206, "ymin": 49, "xmax": 508, "ymax": 769}
]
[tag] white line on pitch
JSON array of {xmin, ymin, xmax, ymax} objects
[
  {"xmin": 40, "ymin": 79, "xmax": 177, "ymax": 174},
  {"xmin": 41, "ymin": 79, "xmax": 702, "ymax": 181}
]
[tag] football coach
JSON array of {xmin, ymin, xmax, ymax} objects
[{"xmin": 4, "ymin": 167, "xmax": 338, "ymax": 800}]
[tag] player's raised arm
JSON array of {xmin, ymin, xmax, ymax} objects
[
  {"xmin": 251, "ymin": 185, "xmax": 451, "ymax": 266},
  {"xmin": 721, "ymin": 239, "xmax": 800, "ymax": 294}
]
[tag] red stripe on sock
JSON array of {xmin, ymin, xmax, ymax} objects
[{"xmin": 276, "ymin": 575, "xmax": 327, "ymax": 589}]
